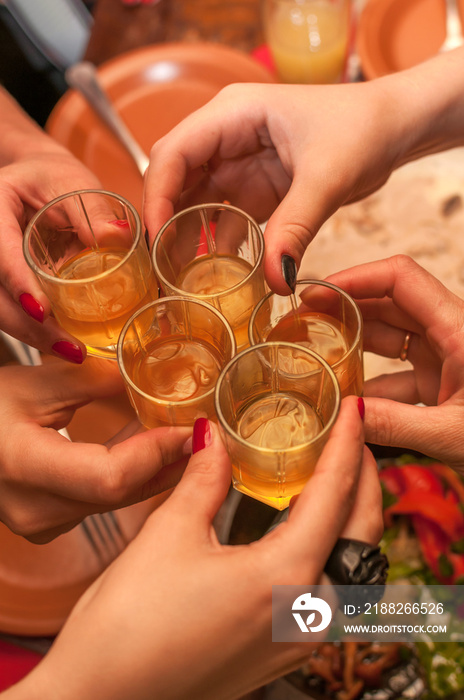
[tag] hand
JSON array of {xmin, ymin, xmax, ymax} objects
[
  {"xmin": 0, "ymin": 87, "xmax": 106, "ymax": 362},
  {"xmin": 10, "ymin": 398, "xmax": 382, "ymax": 700},
  {"xmin": 327, "ymin": 254, "xmax": 464, "ymax": 474},
  {"xmin": 144, "ymin": 47, "xmax": 464, "ymax": 295},
  {"xmin": 0, "ymin": 359, "xmax": 191, "ymax": 542},
  {"xmin": 0, "ymin": 149, "xmax": 104, "ymax": 363}
]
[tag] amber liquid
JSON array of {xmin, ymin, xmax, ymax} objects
[
  {"xmin": 267, "ymin": 311, "xmax": 363, "ymax": 397},
  {"xmin": 133, "ymin": 337, "xmax": 222, "ymax": 401},
  {"xmin": 130, "ymin": 335, "xmax": 223, "ymax": 428},
  {"xmin": 56, "ymin": 247, "xmax": 158, "ymax": 357},
  {"xmin": 175, "ymin": 254, "xmax": 264, "ymax": 351},
  {"xmin": 234, "ymin": 391, "xmax": 323, "ymax": 508}
]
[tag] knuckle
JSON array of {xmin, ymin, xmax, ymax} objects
[
  {"xmin": 2, "ymin": 508, "xmax": 44, "ymax": 539},
  {"xmin": 92, "ymin": 457, "xmax": 131, "ymax": 505}
]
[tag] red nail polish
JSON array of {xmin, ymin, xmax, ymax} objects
[
  {"xmin": 19, "ymin": 293, "xmax": 44, "ymax": 323},
  {"xmin": 52, "ymin": 341, "xmax": 84, "ymax": 364},
  {"xmin": 108, "ymin": 219, "xmax": 130, "ymax": 228},
  {"xmin": 192, "ymin": 418, "xmax": 212, "ymax": 454},
  {"xmin": 357, "ymin": 397, "xmax": 365, "ymax": 421}
]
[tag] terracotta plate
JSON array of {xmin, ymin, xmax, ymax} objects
[
  {"xmin": 357, "ymin": 0, "xmax": 464, "ymax": 80},
  {"xmin": 46, "ymin": 42, "xmax": 275, "ymax": 214},
  {"xmin": 0, "ymin": 500, "xmax": 157, "ymax": 637},
  {"xmin": 0, "ymin": 376, "xmax": 168, "ymax": 637}
]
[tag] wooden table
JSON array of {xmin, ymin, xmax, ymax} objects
[{"xmin": 84, "ymin": 0, "xmax": 265, "ymax": 66}]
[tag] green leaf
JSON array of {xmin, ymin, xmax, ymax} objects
[
  {"xmin": 450, "ymin": 538, "xmax": 464, "ymax": 554},
  {"xmin": 438, "ymin": 553, "xmax": 454, "ymax": 578}
]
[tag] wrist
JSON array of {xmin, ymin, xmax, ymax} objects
[
  {"xmin": 0, "ymin": 88, "xmax": 66, "ymax": 166},
  {"xmin": 378, "ymin": 47, "xmax": 464, "ymax": 167}
]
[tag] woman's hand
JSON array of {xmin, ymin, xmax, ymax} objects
[
  {"xmin": 144, "ymin": 47, "xmax": 464, "ymax": 295},
  {"xmin": 328, "ymin": 254, "xmax": 464, "ymax": 474},
  {"xmin": 0, "ymin": 359, "xmax": 191, "ymax": 542},
  {"xmin": 10, "ymin": 398, "xmax": 382, "ymax": 700},
  {"xmin": 0, "ymin": 87, "xmax": 106, "ymax": 362}
]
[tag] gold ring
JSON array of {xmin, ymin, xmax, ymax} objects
[{"xmin": 400, "ymin": 332, "xmax": 412, "ymax": 361}]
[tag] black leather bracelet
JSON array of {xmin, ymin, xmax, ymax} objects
[
  {"xmin": 324, "ymin": 538, "xmax": 389, "ymax": 612},
  {"xmin": 324, "ymin": 538, "xmax": 389, "ymax": 586}
]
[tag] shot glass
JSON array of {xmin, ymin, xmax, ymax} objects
[
  {"xmin": 23, "ymin": 189, "xmax": 158, "ymax": 359},
  {"xmin": 215, "ymin": 341, "xmax": 341, "ymax": 510},
  {"xmin": 262, "ymin": 0, "xmax": 352, "ymax": 84},
  {"xmin": 249, "ymin": 279, "xmax": 363, "ymax": 397},
  {"xmin": 117, "ymin": 297, "xmax": 236, "ymax": 429},
  {"xmin": 152, "ymin": 203, "xmax": 266, "ymax": 351}
]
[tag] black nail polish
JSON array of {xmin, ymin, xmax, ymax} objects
[{"xmin": 281, "ymin": 254, "xmax": 297, "ymax": 293}]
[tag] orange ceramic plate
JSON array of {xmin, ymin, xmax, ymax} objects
[
  {"xmin": 0, "ymin": 500, "xmax": 155, "ymax": 637},
  {"xmin": 0, "ymin": 382, "xmax": 166, "ymax": 637},
  {"xmin": 357, "ymin": 0, "xmax": 464, "ymax": 80},
  {"xmin": 47, "ymin": 42, "xmax": 274, "ymax": 214}
]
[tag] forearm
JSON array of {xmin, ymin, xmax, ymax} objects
[
  {"xmin": 0, "ymin": 87, "xmax": 66, "ymax": 166},
  {"xmin": 376, "ymin": 46, "xmax": 464, "ymax": 168}
]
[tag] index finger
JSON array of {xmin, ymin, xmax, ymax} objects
[
  {"xmin": 144, "ymin": 112, "xmax": 224, "ymax": 240},
  {"xmin": 326, "ymin": 255, "xmax": 464, "ymax": 341}
]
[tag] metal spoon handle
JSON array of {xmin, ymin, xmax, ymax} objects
[
  {"xmin": 446, "ymin": 0, "xmax": 463, "ymax": 38},
  {"xmin": 65, "ymin": 61, "xmax": 149, "ymax": 176}
]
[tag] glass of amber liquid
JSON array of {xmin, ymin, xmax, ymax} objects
[
  {"xmin": 249, "ymin": 279, "xmax": 363, "ymax": 397},
  {"xmin": 23, "ymin": 189, "xmax": 158, "ymax": 359},
  {"xmin": 215, "ymin": 342, "xmax": 340, "ymax": 510},
  {"xmin": 117, "ymin": 297, "xmax": 236, "ymax": 429},
  {"xmin": 152, "ymin": 203, "xmax": 266, "ymax": 352}
]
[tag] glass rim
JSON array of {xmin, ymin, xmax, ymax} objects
[
  {"xmin": 23, "ymin": 189, "xmax": 142, "ymax": 285},
  {"xmin": 152, "ymin": 202, "xmax": 265, "ymax": 299},
  {"xmin": 248, "ymin": 278, "xmax": 363, "ymax": 363},
  {"xmin": 214, "ymin": 340, "xmax": 341, "ymax": 454},
  {"xmin": 117, "ymin": 295, "xmax": 237, "ymax": 408}
]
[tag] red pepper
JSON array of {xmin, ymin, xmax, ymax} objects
[
  {"xmin": 397, "ymin": 464, "xmax": 444, "ymax": 495},
  {"xmin": 380, "ymin": 461, "xmax": 464, "ymax": 582},
  {"xmin": 379, "ymin": 466, "xmax": 405, "ymax": 498},
  {"xmin": 412, "ymin": 514, "xmax": 464, "ymax": 584},
  {"xmin": 429, "ymin": 462, "xmax": 464, "ymax": 504},
  {"xmin": 384, "ymin": 490, "xmax": 464, "ymax": 540}
]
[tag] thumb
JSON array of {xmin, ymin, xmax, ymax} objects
[
  {"xmin": 167, "ymin": 418, "xmax": 232, "ymax": 525},
  {"xmin": 364, "ymin": 397, "xmax": 464, "ymax": 469}
]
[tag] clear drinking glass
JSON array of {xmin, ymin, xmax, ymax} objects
[
  {"xmin": 118, "ymin": 297, "xmax": 236, "ymax": 429},
  {"xmin": 151, "ymin": 203, "xmax": 266, "ymax": 352},
  {"xmin": 215, "ymin": 341, "xmax": 341, "ymax": 510},
  {"xmin": 262, "ymin": 0, "xmax": 352, "ymax": 84},
  {"xmin": 23, "ymin": 189, "xmax": 158, "ymax": 359},
  {"xmin": 249, "ymin": 279, "xmax": 363, "ymax": 397}
]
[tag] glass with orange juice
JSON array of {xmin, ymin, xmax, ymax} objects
[{"xmin": 263, "ymin": 0, "xmax": 352, "ymax": 84}]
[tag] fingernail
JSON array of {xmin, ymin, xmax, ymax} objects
[
  {"xmin": 281, "ymin": 254, "xmax": 297, "ymax": 293},
  {"xmin": 52, "ymin": 340, "xmax": 84, "ymax": 364},
  {"xmin": 357, "ymin": 397, "xmax": 365, "ymax": 421},
  {"xmin": 192, "ymin": 418, "xmax": 212, "ymax": 454},
  {"xmin": 108, "ymin": 219, "xmax": 130, "ymax": 228},
  {"xmin": 19, "ymin": 293, "xmax": 44, "ymax": 323}
]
